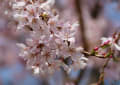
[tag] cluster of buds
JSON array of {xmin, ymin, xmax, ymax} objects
[
  {"xmin": 89, "ymin": 33, "xmax": 120, "ymax": 60},
  {"xmin": 13, "ymin": 0, "xmax": 88, "ymax": 75}
]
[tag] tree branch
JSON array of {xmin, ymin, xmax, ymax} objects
[{"xmin": 75, "ymin": 0, "xmax": 89, "ymax": 51}]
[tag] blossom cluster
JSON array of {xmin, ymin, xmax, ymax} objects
[{"xmin": 12, "ymin": 0, "xmax": 88, "ymax": 75}]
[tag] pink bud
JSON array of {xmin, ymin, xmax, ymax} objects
[
  {"xmin": 94, "ymin": 47, "xmax": 99, "ymax": 51},
  {"xmin": 102, "ymin": 53, "xmax": 106, "ymax": 56},
  {"xmin": 101, "ymin": 40, "xmax": 110, "ymax": 47},
  {"xmin": 109, "ymin": 55, "xmax": 113, "ymax": 58},
  {"xmin": 104, "ymin": 40, "xmax": 110, "ymax": 45}
]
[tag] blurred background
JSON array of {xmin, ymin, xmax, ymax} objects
[{"xmin": 0, "ymin": 0, "xmax": 120, "ymax": 85}]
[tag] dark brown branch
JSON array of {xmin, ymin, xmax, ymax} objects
[{"xmin": 75, "ymin": 0, "xmax": 89, "ymax": 51}]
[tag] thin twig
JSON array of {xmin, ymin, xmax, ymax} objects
[
  {"xmin": 82, "ymin": 51, "xmax": 108, "ymax": 59},
  {"xmin": 97, "ymin": 58, "xmax": 111, "ymax": 85}
]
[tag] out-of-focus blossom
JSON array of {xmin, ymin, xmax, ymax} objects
[{"xmin": 40, "ymin": 0, "xmax": 55, "ymax": 10}]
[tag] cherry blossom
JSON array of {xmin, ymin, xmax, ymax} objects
[{"xmin": 14, "ymin": 0, "xmax": 88, "ymax": 75}]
